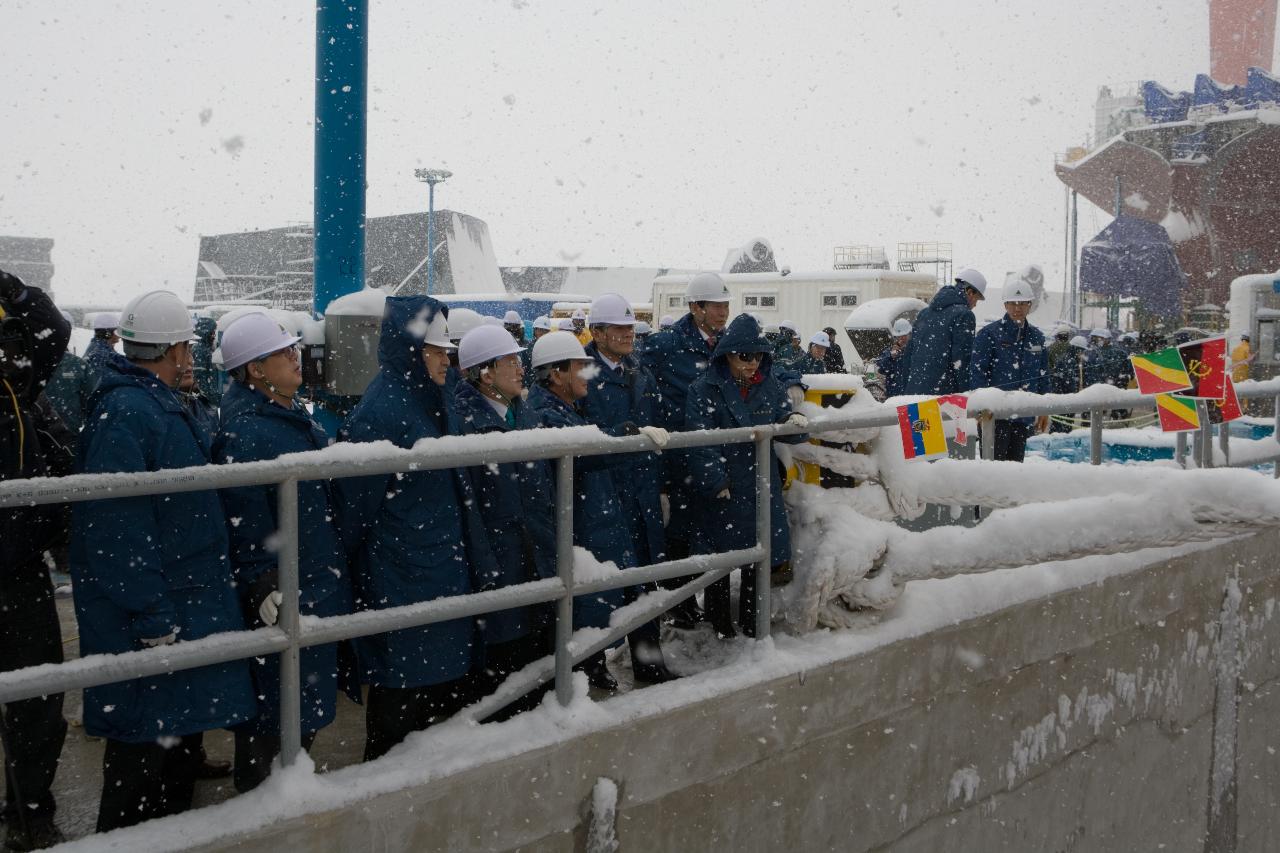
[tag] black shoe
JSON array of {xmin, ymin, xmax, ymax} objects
[
  {"xmin": 667, "ymin": 596, "xmax": 705, "ymax": 630},
  {"xmin": 632, "ymin": 661, "xmax": 680, "ymax": 685},
  {"xmin": 5, "ymin": 817, "xmax": 64, "ymax": 852},
  {"xmin": 710, "ymin": 619, "xmax": 737, "ymax": 640},
  {"xmin": 196, "ymin": 755, "xmax": 233, "ymax": 780},
  {"xmin": 582, "ymin": 654, "xmax": 617, "ymax": 692}
]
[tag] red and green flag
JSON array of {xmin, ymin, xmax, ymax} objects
[
  {"xmin": 1155, "ymin": 393, "xmax": 1200, "ymax": 432},
  {"xmin": 1205, "ymin": 377, "xmax": 1243, "ymax": 425},
  {"xmin": 1176, "ymin": 336, "xmax": 1228, "ymax": 400},
  {"xmin": 1129, "ymin": 346, "xmax": 1192, "ymax": 395}
]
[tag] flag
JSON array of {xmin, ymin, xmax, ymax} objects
[
  {"xmin": 1205, "ymin": 377, "xmax": 1243, "ymax": 425},
  {"xmin": 936, "ymin": 394, "xmax": 971, "ymax": 445},
  {"xmin": 1155, "ymin": 393, "xmax": 1200, "ymax": 432},
  {"xmin": 897, "ymin": 399, "xmax": 949, "ymax": 462},
  {"xmin": 1129, "ymin": 346, "xmax": 1192, "ymax": 395},
  {"xmin": 1176, "ymin": 336, "xmax": 1228, "ymax": 399}
]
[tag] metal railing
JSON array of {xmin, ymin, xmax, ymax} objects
[{"xmin": 2, "ymin": 379, "xmax": 1280, "ymax": 773}]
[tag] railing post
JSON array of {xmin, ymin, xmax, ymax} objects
[
  {"xmin": 1274, "ymin": 394, "xmax": 1280, "ymax": 479},
  {"xmin": 753, "ymin": 433, "xmax": 772, "ymax": 641},
  {"xmin": 1089, "ymin": 409, "xmax": 1103, "ymax": 465},
  {"xmin": 554, "ymin": 455, "xmax": 576, "ymax": 706},
  {"xmin": 1175, "ymin": 431, "xmax": 1188, "ymax": 469},
  {"xmin": 979, "ymin": 415, "xmax": 996, "ymax": 461},
  {"xmin": 1218, "ymin": 410, "xmax": 1230, "ymax": 467},
  {"xmin": 1198, "ymin": 402, "xmax": 1214, "ymax": 469},
  {"xmin": 276, "ymin": 478, "xmax": 303, "ymax": 767}
]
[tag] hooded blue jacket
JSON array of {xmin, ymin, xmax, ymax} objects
[
  {"xmin": 970, "ymin": 315, "xmax": 1050, "ymax": 425},
  {"xmin": 452, "ymin": 379, "xmax": 555, "ymax": 644},
  {"xmin": 684, "ymin": 315, "xmax": 806, "ymax": 565},
  {"xmin": 214, "ymin": 380, "xmax": 355, "ymax": 730},
  {"xmin": 901, "ymin": 285, "xmax": 976, "ymax": 395},
  {"xmin": 526, "ymin": 384, "xmax": 629, "ymax": 629},
  {"xmin": 336, "ymin": 296, "xmax": 496, "ymax": 688},
  {"xmin": 191, "ymin": 316, "xmax": 224, "ymax": 405},
  {"xmin": 579, "ymin": 341, "xmax": 666, "ymax": 565},
  {"xmin": 874, "ymin": 345, "xmax": 908, "ymax": 398},
  {"xmin": 69, "ymin": 353, "xmax": 254, "ymax": 742}
]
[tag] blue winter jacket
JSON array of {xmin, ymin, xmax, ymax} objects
[
  {"xmin": 794, "ymin": 352, "xmax": 827, "ymax": 375},
  {"xmin": 526, "ymin": 384, "xmax": 629, "ymax": 630},
  {"xmin": 69, "ymin": 353, "xmax": 255, "ymax": 743},
  {"xmin": 874, "ymin": 346, "xmax": 908, "ymax": 398},
  {"xmin": 580, "ymin": 342, "xmax": 666, "ymax": 566},
  {"xmin": 969, "ymin": 315, "xmax": 1051, "ymax": 425},
  {"xmin": 43, "ymin": 350, "xmax": 95, "ymax": 434},
  {"xmin": 191, "ymin": 316, "xmax": 224, "ymax": 406},
  {"xmin": 901, "ymin": 285, "xmax": 976, "ymax": 395},
  {"xmin": 684, "ymin": 315, "xmax": 806, "ymax": 566},
  {"xmin": 213, "ymin": 380, "xmax": 355, "ymax": 731},
  {"xmin": 83, "ymin": 336, "xmax": 117, "ymax": 375},
  {"xmin": 452, "ymin": 380, "xmax": 556, "ymax": 645},
  {"xmin": 336, "ymin": 296, "xmax": 496, "ymax": 688}
]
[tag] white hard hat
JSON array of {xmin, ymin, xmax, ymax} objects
[
  {"xmin": 215, "ymin": 311, "xmax": 302, "ymax": 371},
  {"xmin": 502, "ymin": 310, "xmax": 522, "ymax": 325},
  {"xmin": 531, "ymin": 330, "xmax": 589, "ymax": 368},
  {"xmin": 588, "ymin": 293, "xmax": 637, "ymax": 326},
  {"xmin": 764, "ymin": 323, "xmax": 780, "ymax": 334},
  {"xmin": 1003, "ymin": 280, "xmax": 1035, "ymax": 303},
  {"xmin": 1069, "ymin": 335, "xmax": 1089, "ymax": 349},
  {"xmin": 422, "ymin": 310, "xmax": 455, "ymax": 350},
  {"xmin": 483, "ymin": 316, "xmax": 503, "ymax": 326},
  {"xmin": 780, "ymin": 320, "xmax": 798, "ymax": 332},
  {"xmin": 809, "ymin": 331, "xmax": 831, "ymax": 348},
  {"xmin": 91, "ymin": 311, "xmax": 120, "ymax": 331},
  {"xmin": 446, "ymin": 307, "xmax": 485, "ymax": 342},
  {"xmin": 1090, "ymin": 328, "xmax": 1109, "ymax": 339},
  {"xmin": 557, "ymin": 318, "xmax": 575, "ymax": 331},
  {"xmin": 119, "ymin": 291, "xmax": 194, "ymax": 344},
  {"xmin": 635, "ymin": 321, "xmax": 652, "ymax": 335},
  {"xmin": 533, "ymin": 315, "xmax": 553, "ymax": 331},
  {"xmin": 571, "ymin": 308, "xmax": 587, "ymax": 320},
  {"xmin": 955, "ymin": 268, "xmax": 987, "ymax": 297},
  {"xmin": 890, "ymin": 318, "xmax": 912, "ymax": 336},
  {"xmin": 685, "ymin": 272, "xmax": 731, "ymax": 304},
  {"xmin": 659, "ymin": 314, "xmax": 675, "ymax": 328},
  {"xmin": 458, "ymin": 324, "xmax": 525, "ymax": 370}
]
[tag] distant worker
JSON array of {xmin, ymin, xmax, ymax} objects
[
  {"xmin": 1046, "ymin": 325, "xmax": 1073, "ymax": 372},
  {"xmin": 1231, "ymin": 333, "xmax": 1252, "ymax": 383},
  {"xmin": 901, "ymin": 268, "xmax": 986, "ymax": 395},
  {"xmin": 43, "ymin": 312, "xmax": 95, "ymax": 438},
  {"xmin": 658, "ymin": 314, "xmax": 675, "ymax": 329},
  {"xmin": 821, "ymin": 326, "xmax": 847, "ymax": 373},
  {"xmin": 557, "ymin": 317, "xmax": 575, "ymax": 333},
  {"xmin": 874, "ymin": 318, "xmax": 913, "ymax": 399},
  {"xmin": 969, "ymin": 279, "xmax": 1049, "ymax": 461},
  {"xmin": 191, "ymin": 316, "xmax": 222, "ymax": 406},
  {"xmin": 531, "ymin": 315, "xmax": 553, "ymax": 341},
  {"xmin": 795, "ymin": 331, "xmax": 830, "ymax": 374},
  {"xmin": 503, "ymin": 309, "xmax": 533, "ymax": 384},
  {"xmin": 773, "ymin": 321, "xmax": 804, "ymax": 368},
  {"xmin": 1049, "ymin": 335, "xmax": 1090, "ymax": 433},
  {"xmin": 571, "ymin": 307, "xmax": 591, "ymax": 346},
  {"xmin": 84, "ymin": 311, "xmax": 120, "ymax": 373}
]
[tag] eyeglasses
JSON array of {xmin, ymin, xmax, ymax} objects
[
  {"xmin": 729, "ymin": 351, "xmax": 763, "ymax": 362},
  {"xmin": 261, "ymin": 344, "xmax": 299, "ymax": 362}
]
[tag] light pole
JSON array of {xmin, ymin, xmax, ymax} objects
[{"xmin": 414, "ymin": 168, "xmax": 452, "ymax": 295}]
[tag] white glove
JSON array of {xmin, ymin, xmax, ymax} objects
[
  {"xmin": 259, "ymin": 591, "xmax": 284, "ymax": 626},
  {"xmin": 785, "ymin": 412, "xmax": 808, "ymax": 427},
  {"xmin": 787, "ymin": 386, "xmax": 805, "ymax": 407},
  {"xmin": 637, "ymin": 425, "xmax": 670, "ymax": 448},
  {"xmin": 716, "ymin": 489, "xmax": 730, "ymax": 500},
  {"xmin": 141, "ymin": 632, "xmax": 176, "ymax": 648}
]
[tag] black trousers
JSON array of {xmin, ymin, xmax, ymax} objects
[
  {"xmin": 364, "ymin": 678, "xmax": 470, "ymax": 762},
  {"xmin": 469, "ymin": 632, "xmax": 553, "ymax": 724},
  {"xmin": 1, "ymin": 561, "xmax": 66, "ymax": 824},
  {"xmin": 232, "ymin": 722, "xmax": 318, "ymax": 794},
  {"xmin": 97, "ymin": 733, "xmax": 204, "ymax": 832},
  {"xmin": 705, "ymin": 565, "xmax": 765, "ymax": 638},
  {"xmin": 984, "ymin": 420, "xmax": 1032, "ymax": 462}
]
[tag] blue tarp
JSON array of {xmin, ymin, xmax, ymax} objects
[
  {"xmin": 1193, "ymin": 73, "xmax": 1245, "ymax": 111},
  {"xmin": 1245, "ymin": 66, "xmax": 1280, "ymax": 108},
  {"xmin": 1142, "ymin": 80, "xmax": 1190, "ymax": 123},
  {"xmin": 1143, "ymin": 68, "xmax": 1280, "ymax": 122},
  {"xmin": 1079, "ymin": 215, "xmax": 1188, "ymax": 319}
]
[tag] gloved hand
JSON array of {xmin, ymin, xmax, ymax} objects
[
  {"xmin": 141, "ymin": 632, "xmax": 177, "ymax": 648},
  {"xmin": 259, "ymin": 591, "xmax": 285, "ymax": 626},
  {"xmin": 716, "ymin": 489, "xmax": 730, "ymax": 500},
  {"xmin": 637, "ymin": 425, "xmax": 670, "ymax": 448},
  {"xmin": 785, "ymin": 412, "xmax": 808, "ymax": 427},
  {"xmin": 787, "ymin": 385, "xmax": 805, "ymax": 408}
]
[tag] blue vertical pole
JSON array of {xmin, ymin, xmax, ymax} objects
[
  {"xmin": 426, "ymin": 182, "xmax": 436, "ymax": 296},
  {"xmin": 313, "ymin": 0, "xmax": 368, "ymax": 317}
]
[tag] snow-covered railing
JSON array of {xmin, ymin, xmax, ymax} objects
[{"xmin": 2, "ymin": 379, "xmax": 1279, "ymax": 774}]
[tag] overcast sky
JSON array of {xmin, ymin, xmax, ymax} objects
[{"xmin": 3, "ymin": 0, "xmax": 1269, "ymax": 306}]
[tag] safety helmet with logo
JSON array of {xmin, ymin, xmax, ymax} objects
[
  {"xmin": 118, "ymin": 291, "xmax": 195, "ymax": 359},
  {"xmin": 809, "ymin": 331, "xmax": 831, "ymax": 348},
  {"xmin": 890, "ymin": 318, "xmax": 912, "ymax": 337},
  {"xmin": 556, "ymin": 318, "xmax": 575, "ymax": 332},
  {"xmin": 458, "ymin": 325, "xmax": 525, "ymax": 371},
  {"xmin": 502, "ymin": 310, "xmax": 522, "ymax": 325},
  {"xmin": 532, "ymin": 315, "xmax": 552, "ymax": 331},
  {"xmin": 531, "ymin": 330, "xmax": 590, "ymax": 368},
  {"xmin": 91, "ymin": 311, "xmax": 121, "ymax": 331},
  {"xmin": 1090, "ymin": 328, "xmax": 1110, "ymax": 340},
  {"xmin": 215, "ymin": 311, "xmax": 302, "ymax": 371},
  {"xmin": 955, "ymin": 268, "xmax": 987, "ymax": 299},
  {"xmin": 634, "ymin": 321, "xmax": 652, "ymax": 335},
  {"xmin": 1069, "ymin": 335, "xmax": 1089, "ymax": 350},
  {"xmin": 685, "ymin": 272, "xmax": 731, "ymax": 304},
  {"xmin": 571, "ymin": 308, "xmax": 587, "ymax": 321},
  {"xmin": 446, "ymin": 307, "xmax": 485, "ymax": 343},
  {"xmin": 1003, "ymin": 279, "xmax": 1035, "ymax": 304},
  {"xmin": 588, "ymin": 293, "xmax": 637, "ymax": 327},
  {"xmin": 779, "ymin": 320, "xmax": 798, "ymax": 333}
]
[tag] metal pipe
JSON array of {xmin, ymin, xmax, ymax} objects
[
  {"xmin": 979, "ymin": 416, "xmax": 996, "ymax": 461},
  {"xmin": 1274, "ymin": 394, "xmax": 1280, "ymax": 480},
  {"xmin": 276, "ymin": 479, "xmax": 303, "ymax": 767},
  {"xmin": 1176, "ymin": 431, "xmax": 1188, "ymax": 469},
  {"xmin": 426, "ymin": 181, "xmax": 436, "ymax": 296},
  {"xmin": 1070, "ymin": 190, "xmax": 1079, "ymax": 326},
  {"xmin": 1219, "ymin": 417, "xmax": 1230, "ymax": 467},
  {"xmin": 753, "ymin": 434, "xmax": 772, "ymax": 640},
  {"xmin": 1198, "ymin": 402, "xmax": 1214, "ymax": 468},
  {"xmin": 1090, "ymin": 409, "xmax": 1103, "ymax": 465},
  {"xmin": 554, "ymin": 455, "xmax": 575, "ymax": 707}
]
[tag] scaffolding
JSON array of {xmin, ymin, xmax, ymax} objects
[
  {"xmin": 896, "ymin": 241, "xmax": 953, "ymax": 288},
  {"xmin": 269, "ymin": 222, "xmax": 316, "ymax": 311},
  {"xmin": 833, "ymin": 245, "xmax": 890, "ymax": 270}
]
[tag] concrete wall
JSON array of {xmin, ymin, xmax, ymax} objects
[{"xmin": 194, "ymin": 529, "xmax": 1280, "ymax": 852}]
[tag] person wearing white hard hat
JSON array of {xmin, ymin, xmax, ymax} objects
[
  {"xmin": 70, "ymin": 289, "xmax": 255, "ymax": 831},
  {"xmin": 970, "ymin": 278, "xmax": 1050, "ymax": 461},
  {"xmin": 531, "ymin": 315, "xmax": 553, "ymax": 340},
  {"xmin": 870, "ymin": 317, "xmax": 914, "ymax": 399},
  {"xmin": 658, "ymin": 314, "xmax": 675, "ymax": 329},
  {"xmin": 794, "ymin": 331, "xmax": 830, "ymax": 375},
  {"xmin": 632, "ymin": 320, "xmax": 653, "ymax": 354},
  {"xmin": 210, "ymin": 311, "xmax": 354, "ymax": 792},
  {"xmin": 498, "ymin": 310, "xmax": 534, "ymax": 383},
  {"xmin": 335, "ymin": 296, "xmax": 498, "ymax": 760},
  {"xmin": 772, "ymin": 320, "xmax": 804, "ymax": 369},
  {"xmin": 527, "ymin": 331, "xmax": 629, "ymax": 690},
  {"xmin": 569, "ymin": 307, "xmax": 591, "ymax": 345},
  {"xmin": 900, "ymin": 268, "xmax": 986, "ymax": 395},
  {"xmin": 84, "ymin": 310, "xmax": 121, "ymax": 372},
  {"xmin": 1048, "ymin": 335, "xmax": 1091, "ymax": 432},
  {"xmin": 452, "ymin": 324, "xmax": 558, "ymax": 717},
  {"xmin": 1046, "ymin": 323, "xmax": 1074, "ymax": 376},
  {"xmin": 580, "ymin": 293, "xmax": 679, "ymax": 685},
  {"xmin": 556, "ymin": 317, "xmax": 575, "ymax": 332}
]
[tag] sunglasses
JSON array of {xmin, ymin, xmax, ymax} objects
[{"xmin": 729, "ymin": 351, "xmax": 764, "ymax": 362}]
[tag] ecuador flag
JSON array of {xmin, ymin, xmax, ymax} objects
[
  {"xmin": 1155, "ymin": 393, "xmax": 1200, "ymax": 432},
  {"xmin": 1130, "ymin": 346, "xmax": 1192, "ymax": 395},
  {"xmin": 897, "ymin": 399, "xmax": 949, "ymax": 462},
  {"xmin": 1176, "ymin": 336, "xmax": 1228, "ymax": 400}
]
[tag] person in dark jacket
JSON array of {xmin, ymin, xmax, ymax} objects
[
  {"xmin": 336, "ymin": 296, "xmax": 499, "ymax": 760},
  {"xmin": 70, "ymin": 290, "xmax": 255, "ymax": 832},
  {"xmin": 684, "ymin": 314, "xmax": 808, "ymax": 638},
  {"xmin": 773, "ymin": 322, "xmax": 804, "ymax": 369},
  {"xmin": 83, "ymin": 312, "xmax": 120, "ymax": 375},
  {"xmin": 1049, "ymin": 335, "xmax": 1089, "ymax": 433},
  {"xmin": 0, "ymin": 270, "xmax": 71, "ymax": 852},
  {"xmin": 212, "ymin": 311, "xmax": 356, "ymax": 791},
  {"xmin": 43, "ymin": 344, "xmax": 94, "ymax": 438},
  {"xmin": 821, "ymin": 327, "xmax": 847, "ymax": 373},
  {"xmin": 190, "ymin": 316, "xmax": 223, "ymax": 406},
  {"xmin": 580, "ymin": 294, "xmax": 678, "ymax": 685},
  {"xmin": 794, "ymin": 331, "xmax": 830, "ymax": 375},
  {"xmin": 874, "ymin": 318, "xmax": 913, "ymax": 399},
  {"xmin": 969, "ymin": 282, "xmax": 1050, "ymax": 461},
  {"xmin": 452, "ymin": 324, "xmax": 557, "ymax": 717},
  {"xmin": 901, "ymin": 269, "xmax": 987, "ymax": 395}
]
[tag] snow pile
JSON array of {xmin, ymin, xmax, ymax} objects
[{"xmin": 575, "ymin": 547, "xmax": 622, "ymax": 583}]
